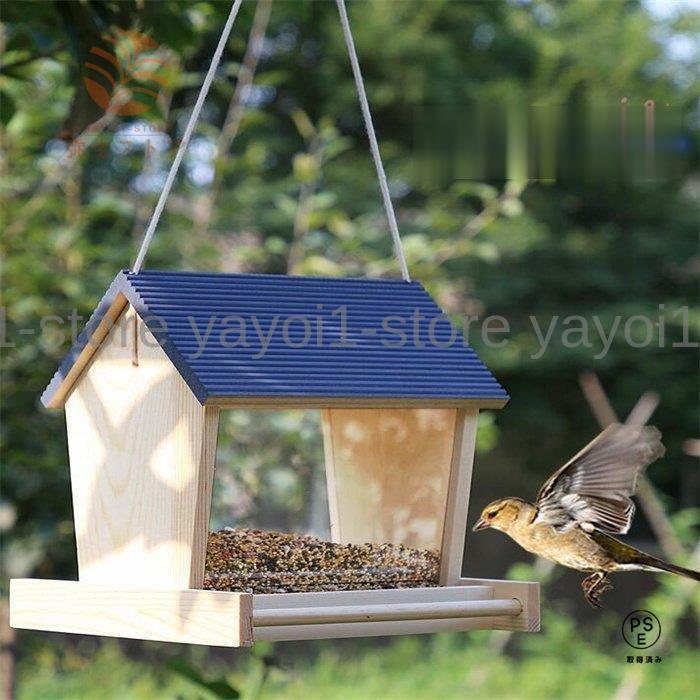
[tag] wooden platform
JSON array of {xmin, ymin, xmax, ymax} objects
[
  {"xmin": 10, "ymin": 578, "xmax": 538, "ymax": 647},
  {"xmin": 9, "ymin": 579, "xmax": 253, "ymax": 647}
]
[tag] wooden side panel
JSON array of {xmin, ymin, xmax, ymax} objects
[
  {"xmin": 10, "ymin": 579, "xmax": 253, "ymax": 647},
  {"xmin": 440, "ymin": 409, "xmax": 479, "ymax": 585},
  {"xmin": 322, "ymin": 408, "xmax": 458, "ymax": 551},
  {"xmin": 190, "ymin": 406, "xmax": 220, "ymax": 587},
  {"xmin": 65, "ymin": 306, "xmax": 218, "ymax": 588}
]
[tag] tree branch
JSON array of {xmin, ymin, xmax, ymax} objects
[
  {"xmin": 432, "ymin": 180, "xmax": 528, "ymax": 266},
  {"xmin": 193, "ymin": 0, "xmax": 273, "ymax": 240}
]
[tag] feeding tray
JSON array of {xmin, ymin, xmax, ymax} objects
[{"xmin": 10, "ymin": 271, "xmax": 539, "ymax": 646}]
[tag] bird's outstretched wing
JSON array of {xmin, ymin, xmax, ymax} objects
[{"xmin": 534, "ymin": 424, "xmax": 665, "ymax": 533}]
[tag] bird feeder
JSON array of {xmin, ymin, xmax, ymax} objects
[{"xmin": 10, "ymin": 270, "xmax": 539, "ymax": 646}]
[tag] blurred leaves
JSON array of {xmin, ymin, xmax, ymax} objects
[{"xmin": 167, "ymin": 659, "xmax": 240, "ymax": 699}]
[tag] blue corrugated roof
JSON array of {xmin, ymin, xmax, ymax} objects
[{"xmin": 41, "ymin": 270, "xmax": 508, "ymax": 407}]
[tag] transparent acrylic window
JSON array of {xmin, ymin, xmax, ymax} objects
[{"xmin": 206, "ymin": 409, "xmax": 448, "ymax": 594}]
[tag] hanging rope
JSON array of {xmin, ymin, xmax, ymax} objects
[
  {"xmin": 335, "ymin": 0, "xmax": 410, "ymax": 282},
  {"xmin": 133, "ymin": 0, "xmax": 411, "ymax": 282},
  {"xmin": 132, "ymin": 0, "xmax": 244, "ymax": 273}
]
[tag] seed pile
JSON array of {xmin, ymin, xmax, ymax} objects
[{"xmin": 204, "ymin": 528, "xmax": 440, "ymax": 594}]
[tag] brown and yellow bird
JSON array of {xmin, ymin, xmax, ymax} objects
[{"xmin": 473, "ymin": 424, "xmax": 700, "ymax": 607}]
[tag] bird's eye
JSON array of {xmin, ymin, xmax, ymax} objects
[{"xmin": 487, "ymin": 510, "xmax": 498, "ymax": 519}]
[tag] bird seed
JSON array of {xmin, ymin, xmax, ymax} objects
[{"xmin": 204, "ymin": 528, "xmax": 440, "ymax": 594}]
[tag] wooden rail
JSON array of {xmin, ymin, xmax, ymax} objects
[{"xmin": 253, "ymin": 599, "xmax": 522, "ymax": 626}]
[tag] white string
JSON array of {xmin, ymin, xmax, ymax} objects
[
  {"xmin": 335, "ymin": 0, "xmax": 411, "ymax": 282},
  {"xmin": 133, "ymin": 0, "xmax": 411, "ymax": 282},
  {"xmin": 132, "ymin": 0, "xmax": 244, "ymax": 273}
]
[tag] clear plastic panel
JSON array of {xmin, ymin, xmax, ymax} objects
[{"xmin": 207, "ymin": 409, "xmax": 451, "ymax": 593}]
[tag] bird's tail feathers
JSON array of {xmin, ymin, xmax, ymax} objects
[{"xmin": 633, "ymin": 554, "xmax": 700, "ymax": 582}]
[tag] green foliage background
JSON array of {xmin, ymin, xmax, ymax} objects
[{"xmin": 1, "ymin": 0, "xmax": 698, "ymax": 698}]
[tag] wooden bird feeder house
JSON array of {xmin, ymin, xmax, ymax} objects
[{"xmin": 10, "ymin": 270, "xmax": 539, "ymax": 646}]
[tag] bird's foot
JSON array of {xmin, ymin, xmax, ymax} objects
[
  {"xmin": 588, "ymin": 578, "xmax": 613, "ymax": 608},
  {"xmin": 582, "ymin": 572, "xmax": 612, "ymax": 608},
  {"xmin": 584, "ymin": 587, "xmax": 603, "ymax": 608},
  {"xmin": 581, "ymin": 573, "xmax": 600, "ymax": 607}
]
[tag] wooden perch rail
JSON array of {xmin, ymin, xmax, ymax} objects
[{"xmin": 253, "ymin": 599, "xmax": 522, "ymax": 626}]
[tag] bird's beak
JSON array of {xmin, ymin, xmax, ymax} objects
[{"xmin": 472, "ymin": 518, "xmax": 490, "ymax": 532}]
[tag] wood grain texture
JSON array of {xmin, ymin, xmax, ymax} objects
[
  {"xmin": 64, "ymin": 306, "xmax": 218, "ymax": 588},
  {"xmin": 439, "ymin": 409, "xmax": 479, "ymax": 585},
  {"xmin": 9, "ymin": 579, "xmax": 253, "ymax": 647},
  {"xmin": 322, "ymin": 408, "xmax": 458, "ymax": 551},
  {"xmin": 457, "ymin": 577, "xmax": 540, "ymax": 632}
]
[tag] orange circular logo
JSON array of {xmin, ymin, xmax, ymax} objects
[{"xmin": 83, "ymin": 29, "xmax": 171, "ymax": 117}]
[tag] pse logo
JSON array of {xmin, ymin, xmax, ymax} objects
[
  {"xmin": 83, "ymin": 29, "xmax": 172, "ymax": 116},
  {"xmin": 622, "ymin": 610, "xmax": 661, "ymax": 649}
]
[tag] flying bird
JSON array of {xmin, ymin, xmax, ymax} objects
[{"xmin": 472, "ymin": 423, "xmax": 700, "ymax": 607}]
